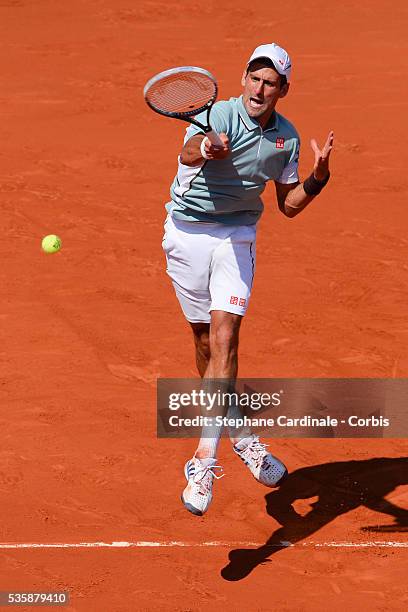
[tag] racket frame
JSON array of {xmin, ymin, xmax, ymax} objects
[{"xmin": 143, "ymin": 66, "xmax": 223, "ymax": 145}]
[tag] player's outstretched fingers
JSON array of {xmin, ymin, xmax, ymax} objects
[
  {"xmin": 310, "ymin": 130, "xmax": 334, "ymax": 180},
  {"xmin": 322, "ymin": 130, "xmax": 334, "ymax": 159},
  {"xmin": 311, "ymin": 131, "xmax": 334, "ymax": 160}
]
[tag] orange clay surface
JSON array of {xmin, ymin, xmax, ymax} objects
[{"xmin": 1, "ymin": 1, "xmax": 407, "ymax": 610}]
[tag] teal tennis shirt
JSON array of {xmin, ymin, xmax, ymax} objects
[{"xmin": 167, "ymin": 95, "xmax": 300, "ymax": 225}]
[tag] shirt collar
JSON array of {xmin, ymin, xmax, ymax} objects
[{"xmin": 237, "ymin": 95, "xmax": 279, "ymax": 132}]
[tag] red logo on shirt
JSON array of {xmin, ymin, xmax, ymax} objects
[
  {"xmin": 230, "ymin": 296, "xmax": 238, "ymax": 305},
  {"xmin": 239, "ymin": 298, "xmax": 246, "ymax": 307},
  {"xmin": 276, "ymin": 137, "xmax": 285, "ymax": 149}
]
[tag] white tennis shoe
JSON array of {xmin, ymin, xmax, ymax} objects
[
  {"xmin": 233, "ymin": 434, "xmax": 287, "ymax": 487},
  {"xmin": 182, "ymin": 456, "xmax": 224, "ymax": 516}
]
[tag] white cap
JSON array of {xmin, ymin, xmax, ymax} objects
[{"xmin": 247, "ymin": 43, "xmax": 292, "ymax": 81}]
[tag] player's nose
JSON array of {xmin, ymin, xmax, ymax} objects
[{"xmin": 254, "ymin": 81, "xmax": 264, "ymax": 96}]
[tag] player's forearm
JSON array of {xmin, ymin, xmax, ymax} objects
[
  {"xmin": 283, "ymin": 183, "xmax": 315, "ymax": 218},
  {"xmin": 180, "ymin": 135, "xmax": 205, "ymax": 166},
  {"xmin": 284, "ymin": 172, "xmax": 330, "ymax": 218}
]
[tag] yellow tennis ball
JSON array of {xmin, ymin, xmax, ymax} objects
[{"xmin": 41, "ymin": 234, "xmax": 62, "ymax": 254}]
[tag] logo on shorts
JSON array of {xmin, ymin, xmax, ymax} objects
[
  {"xmin": 276, "ymin": 137, "xmax": 285, "ymax": 149},
  {"xmin": 230, "ymin": 296, "xmax": 246, "ymax": 307}
]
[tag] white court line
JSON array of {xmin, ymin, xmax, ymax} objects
[{"xmin": 0, "ymin": 541, "xmax": 406, "ymax": 549}]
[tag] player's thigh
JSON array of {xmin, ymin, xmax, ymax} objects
[
  {"xmin": 209, "ymin": 225, "xmax": 256, "ymax": 316},
  {"xmin": 171, "ymin": 279, "xmax": 212, "ymax": 324},
  {"xmin": 162, "ymin": 215, "xmax": 213, "ymax": 291},
  {"xmin": 162, "ymin": 215, "xmax": 215, "ymax": 323}
]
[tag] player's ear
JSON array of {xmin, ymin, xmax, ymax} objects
[
  {"xmin": 279, "ymin": 83, "xmax": 290, "ymax": 98},
  {"xmin": 241, "ymin": 70, "xmax": 248, "ymax": 87}
]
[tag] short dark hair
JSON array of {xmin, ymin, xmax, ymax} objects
[{"xmin": 246, "ymin": 57, "xmax": 287, "ymax": 87}]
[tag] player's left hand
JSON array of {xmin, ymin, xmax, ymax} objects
[{"xmin": 310, "ymin": 131, "xmax": 334, "ymax": 181}]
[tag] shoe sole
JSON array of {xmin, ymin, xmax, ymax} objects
[
  {"xmin": 272, "ymin": 468, "xmax": 288, "ymax": 487},
  {"xmin": 181, "ymin": 494, "xmax": 203, "ymax": 516},
  {"xmin": 257, "ymin": 467, "xmax": 288, "ymax": 488}
]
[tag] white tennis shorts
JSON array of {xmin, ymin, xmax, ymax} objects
[{"xmin": 162, "ymin": 213, "xmax": 257, "ymax": 323}]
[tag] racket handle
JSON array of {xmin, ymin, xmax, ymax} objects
[{"xmin": 206, "ymin": 129, "xmax": 224, "ymax": 147}]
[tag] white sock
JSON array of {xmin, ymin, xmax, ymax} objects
[
  {"xmin": 197, "ymin": 457, "xmax": 218, "ymax": 467},
  {"xmin": 195, "ymin": 417, "xmax": 224, "ymax": 459},
  {"xmin": 234, "ymin": 434, "xmax": 255, "ymax": 450},
  {"xmin": 227, "ymin": 401, "xmax": 252, "ymax": 445}
]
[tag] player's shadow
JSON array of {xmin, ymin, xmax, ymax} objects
[{"xmin": 221, "ymin": 457, "xmax": 408, "ymax": 581}]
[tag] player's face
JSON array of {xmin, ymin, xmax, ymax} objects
[{"xmin": 241, "ymin": 62, "xmax": 289, "ymax": 127}]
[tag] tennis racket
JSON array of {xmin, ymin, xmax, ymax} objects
[{"xmin": 143, "ymin": 66, "xmax": 223, "ymax": 147}]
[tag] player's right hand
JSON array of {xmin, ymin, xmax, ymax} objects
[{"xmin": 203, "ymin": 133, "xmax": 230, "ymax": 159}]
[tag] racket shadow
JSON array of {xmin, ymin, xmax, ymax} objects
[{"xmin": 221, "ymin": 456, "xmax": 408, "ymax": 581}]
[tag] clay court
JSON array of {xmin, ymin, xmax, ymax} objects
[{"xmin": 1, "ymin": 0, "xmax": 407, "ymax": 610}]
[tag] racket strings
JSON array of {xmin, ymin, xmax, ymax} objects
[{"xmin": 145, "ymin": 72, "xmax": 216, "ymax": 115}]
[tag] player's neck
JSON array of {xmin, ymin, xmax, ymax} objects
[{"xmin": 258, "ymin": 109, "xmax": 276, "ymax": 130}]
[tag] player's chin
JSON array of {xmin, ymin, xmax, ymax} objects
[{"xmin": 246, "ymin": 104, "xmax": 266, "ymax": 118}]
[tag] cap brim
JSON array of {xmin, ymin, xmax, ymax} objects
[{"xmin": 247, "ymin": 55, "xmax": 287, "ymax": 76}]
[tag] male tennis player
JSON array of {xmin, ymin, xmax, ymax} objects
[{"xmin": 162, "ymin": 43, "xmax": 333, "ymax": 515}]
